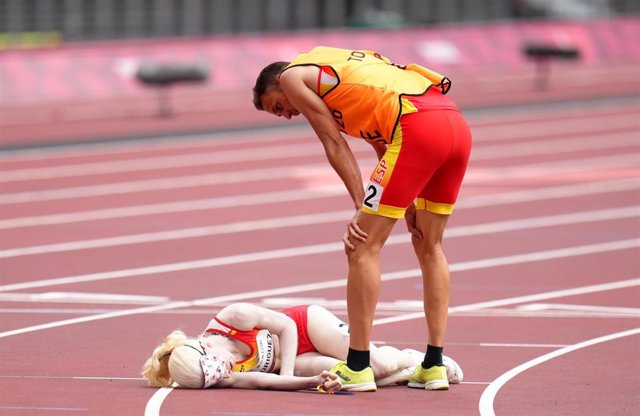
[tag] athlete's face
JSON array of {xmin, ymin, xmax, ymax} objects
[
  {"xmin": 201, "ymin": 337, "xmax": 237, "ymax": 369},
  {"xmin": 261, "ymin": 87, "xmax": 300, "ymax": 120}
]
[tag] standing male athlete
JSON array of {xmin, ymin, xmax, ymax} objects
[{"xmin": 252, "ymin": 46, "xmax": 472, "ymax": 392}]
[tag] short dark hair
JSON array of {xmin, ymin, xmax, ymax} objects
[{"xmin": 252, "ymin": 61, "xmax": 290, "ymax": 110}]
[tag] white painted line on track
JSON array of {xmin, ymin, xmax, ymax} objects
[
  {"xmin": 471, "ymin": 131, "xmax": 638, "ymax": 159},
  {"xmin": 1, "ymin": 204, "xmax": 636, "ymax": 259},
  {"xmin": 1, "ymin": 103, "xmax": 634, "ymax": 162},
  {"xmin": 0, "ymin": 161, "xmax": 337, "ymax": 204},
  {"xmin": 444, "ymin": 308, "xmax": 640, "ymax": 319},
  {"xmin": 0, "ymin": 112, "xmax": 637, "ymax": 170},
  {"xmin": 0, "ymin": 142, "xmax": 325, "ymax": 182},
  {"xmin": 478, "ymin": 343, "xmax": 568, "ymax": 348},
  {"xmin": 0, "ymin": 204, "xmax": 637, "ymax": 292},
  {"xmin": 0, "ymin": 240, "xmax": 637, "ymax": 340},
  {"xmin": 478, "ymin": 327, "xmax": 640, "ymax": 416},
  {"xmin": 0, "ymin": 375, "xmax": 143, "ymax": 381},
  {"xmin": 2, "ymin": 130, "xmax": 637, "ymax": 204},
  {"xmin": 372, "ymin": 271, "xmax": 640, "ymax": 326},
  {"xmin": 0, "ymin": 292, "xmax": 169, "ymax": 304},
  {"xmin": 0, "ymin": 187, "xmax": 344, "ymax": 229},
  {"xmin": 518, "ymin": 303, "xmax": 640, "ymax": 315},
  {"xmin": 0, "ymin": 126, "xmax": 313, "ymax": 162},
  {"xmin": 0, "ymin": 173, "xmax": 637, "ymax": 229},
  {"xmin": 0, "ymin": 406, "xmax": 87, "ymax": 412},
  {"xmin": 0, "ymin": 210, "xmax": 352, "ymax": 258},
  {"xmin": 144, "ymin": 388, "xmax": 174, "ymax": 416}
]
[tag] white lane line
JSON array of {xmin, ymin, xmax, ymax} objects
[
  {"xmin": 0, "ymin": 161, "xmax": 337, "ymax": 204},
  {"xmin": 0, "ymin": 203, "xmax": 636, "ymax": 292},
  {"xmin": 3, "ymin": 130, "xmax": 637, "ymax": 204},
  {"xmin": 472, "ymin": 131, "xmax": 638, "ymax": 159},
  {"xmin": 0, "ymin": 240, "xmax": 637, "ymax": 339},
  {"xmin": 465, "ymin": 153, "xmax": 639, "ymax": 183},
  {"xmin": 0, "ymin": 142, "xmax": 324, "ymax": 182},
  {"xmin": 0, "ymin": 308, "xmax": 218, "ymax": 314},
  {"xmin": 0, "ymin": 125, "xmax": 314, "ymax": 161},
  {"xmin": 0, "ymin": 375, "xmax": 143, "ymax": 381},
  {"xmin": 0, "ymin": 210, "xmax": 351, "ymax": 258},
  {"xmin": 371, "ymin": 272, "xmax": 640, "ymax": 326},
  {"xmin": 478, "ymin": 343, "xmax": 569, "ymax": 348},
  {"xmin": 478, "ymin": 327, "xmax": 640, "ymax": 416},
  {"xmin": 468, "ymin": 113, "xmax": 639, "ymax": 143},
  {"xmin": 445, "ymin": 308, "xmax": 640, "ymax": 319},
  {"xmin": 0, "ymin": 406, "xmax": 87, "ymax": 412},
  {"xmin": 1, "ymin": 104, "xmax": 634, "ymax": 162},
  {"xmin": 144, "ymin": 388, "xmax": 174, "ymax": 416},
  {"xmin": 1, "ymin": 204, "xmax": 636, "ymax": 259},
  {"xmin": 0, "ymin": 187, "xmax": 343, "ymax": 229},
  {"xmin": 0, "ymin": 172, "xmax": 637, "ymax": 230},
  {"xmin": 519, "ymin": 303, "xmax": 640, "ymax": 315},
  {"xmin": 0, "ymin": 292, "xmax": 169, "ymax": 304}
]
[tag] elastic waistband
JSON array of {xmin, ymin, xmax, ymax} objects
[{"xmin": 405, "ymin": 87, "xmax": 458, "ymax": 112}]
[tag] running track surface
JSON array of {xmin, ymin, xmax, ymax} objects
[{"xmin": 0, "ymin": 96, "xmax": 639, "ymax": 416}]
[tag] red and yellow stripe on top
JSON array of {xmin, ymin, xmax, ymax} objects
[
  {"xmin": 201, "ymin": 317, "xmax": 276, "ymax": 373},
  {"xmin": 285, "ymin": 46, "xmax": 450, "ymax": 143}
]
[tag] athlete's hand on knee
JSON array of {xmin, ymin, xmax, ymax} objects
[
  {"xmin": 343, "ymin": 211, "xmax": 367, "ymax": 251},
  {"xmin": 404, "ymin": 203, "xmax": 422, "ymax": 240},
  {"xmin": 317, "ymin": 370, "xmax": 342, "ymax": 393}
]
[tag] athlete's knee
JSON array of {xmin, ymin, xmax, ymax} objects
[
  {"xmin": 346, "ymin": 240, "xmax": 382, "ymax": 265},
  {"xmin": 412, "ymin": 232, "xmax": 444, "ymax": 256},
  {"xmin": 370, "ymin": 353, "xmax": 397, "ymax": 378}
]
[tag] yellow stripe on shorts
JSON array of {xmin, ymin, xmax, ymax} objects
[{"xmin": 416, "ymin": 198, "xmax": 455, "ymax": 215}]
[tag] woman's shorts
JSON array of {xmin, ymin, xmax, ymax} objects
[{"xmin": 283, "ymin": 305, "xmax": 318, "ymax": 355}]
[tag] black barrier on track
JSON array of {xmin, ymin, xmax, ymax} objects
[
  {"xmin": 523, "ymin": 43, "xmax": 581, "ymax": 89},
  {"xmin": 136, "ymin": 63, "xmax": 209, "ymax": 117}
]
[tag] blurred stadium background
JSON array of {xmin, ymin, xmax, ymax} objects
[{"xmin": 0, "ymin": 0, "xmax": 638, "ymax": 148}]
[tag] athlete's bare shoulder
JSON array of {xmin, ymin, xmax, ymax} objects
[{"xmin": 281, "ymin": 65, "xmax": 320, "ymax": 93}]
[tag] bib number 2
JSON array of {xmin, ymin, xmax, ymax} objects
[{"xmin": 363, "ymin": 182, "xmax": 383, "ymax": 211}]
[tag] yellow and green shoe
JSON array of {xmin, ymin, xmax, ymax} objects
[
  {"xmin": 330, "ymin": 361, "xmax": 377, "ymax": 392},
  {"xmin": 408, "ymin": 365, "xmax": 449, "ymax": 391}
]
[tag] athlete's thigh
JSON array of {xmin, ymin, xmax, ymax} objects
[
  {"xmin": 353, "ymin": 211, "xmax": 397, "ymax": 249},
  {"xmin": 415, "ymin": 209, "xmax": 449, "ymax": 243},
  {"xmin": 306, "ymin": 305, "xmax": 351, "ymax": 359},
  {"xmin": 294, "ymin": 352, "xmax": 340, "ymax": 376},
  {"xmin": 419, "ymin": 110, "xmax": 472, "ymax": 208}
]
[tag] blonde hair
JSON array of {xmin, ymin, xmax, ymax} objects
[{"xmin": 142, "ymin": 330, "xmax": 205, "ymax": 389}]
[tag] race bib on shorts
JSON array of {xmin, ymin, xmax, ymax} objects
[{"xmin": 363, "ymin": 181, "xmax": 383, "ymax": 212}]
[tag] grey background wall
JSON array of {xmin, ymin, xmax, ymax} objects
[{"xmin": 1, "ymin": 0, "xmax": 639, "ymax": 42}]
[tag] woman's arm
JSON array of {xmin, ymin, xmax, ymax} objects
[
  {"xmin": 217, "ymin": 303, "xmax": 299, "ymax": 376},
  {"xmin": 279, "ymin": 67, "xmax": 365, "ymax": 210},
  {"xmin": 216, "ymin": 370, "xmax": 341, "ymax": 392}
]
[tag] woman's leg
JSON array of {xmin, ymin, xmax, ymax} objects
[
  {"xmin": 305, "ymin": 305, "xmax": 413, "ymax": 379},
  {"xmin": 294, "ymin": 352, "xmax": 340, "ymax": 377}
]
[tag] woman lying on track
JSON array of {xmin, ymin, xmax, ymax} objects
[{"xmin": 142, "ymin": 303, "xmax": 463, "ymax": 391}]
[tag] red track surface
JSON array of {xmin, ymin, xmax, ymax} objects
[{"xmin": 0, "ymin": 96, "xmax": 639, "ymax": 415}]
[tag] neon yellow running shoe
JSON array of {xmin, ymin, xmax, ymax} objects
[
  {"xmin": 330, "ymin": 362, "xmax": 377, "ymax": 392},
  {"xmin": 408, "ymin": 365, "xmax": 449, "ymax": 391}
]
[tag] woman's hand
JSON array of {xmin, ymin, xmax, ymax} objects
[
  {"xmin": 404, "ymin": 203, "xmax": 422, "ymax": 240},
  {"xmin": 343, "ymin": 209, "xmax": 368, "ymax": 252},
  {"xmin": 316, "ymin": 370, "xmax": 342, "ymax": 393}
]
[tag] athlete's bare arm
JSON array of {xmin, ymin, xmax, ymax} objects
[
  {"xmin": 217, "ymin": 369, "xmax": 341, "ymax": 392},
  {"xmin": 367, "ymin": 140, "xmax": 387, "ymax": 161},
  {"xmin": 279, "ymin": 66, "xmax": 365, "ymax": 210}
]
